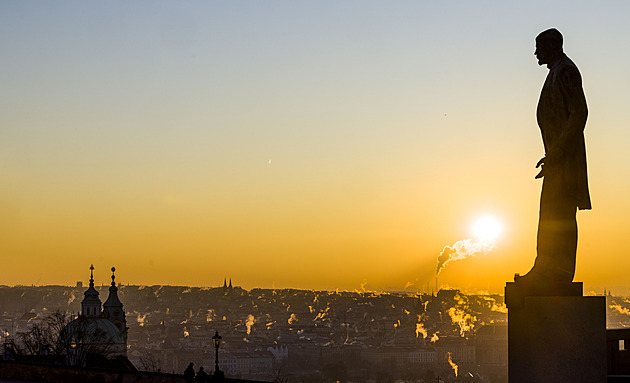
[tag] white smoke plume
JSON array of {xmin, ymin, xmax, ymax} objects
[
  {"xmin": 246, "ymin": 314, "xmax": 256, "ymax": 335},
  {"xmin": 448, "ymin": 307, "xmax": 477, "ymax": 337},
  {"xmin": 610, "ymin": 304, "xmax": 630, "ymax": 315},
  {"xmin": 314, "ymin": 306, "xmax": 330, "ymax": 322},
  {"xmin": 491, "ymin": 303, "xmax": 508, "ymax": 313},
  {"xmin": 416, "ymin": 322, "xmax": 428, "ymax": 339},
  {"xmin": 436, "ymin": 238, "xmax": 495, "ymax": 275},
  {"xmin": 447, "ymin": 352, "xmax": 459, "ymax": 377}
]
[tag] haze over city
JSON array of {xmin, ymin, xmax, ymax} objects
[{"xmin": 2, "ymin": 1, "xmax": 630, "ymax": 293}]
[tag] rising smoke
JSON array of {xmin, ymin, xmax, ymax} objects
[
  {"xmin": 448, "ymin": 307, "xmax": 477, "ymax": 337},
  {"xmin": 436, "ymin": 238, "xmax": 495, "ymax": 275},
  {"xmin": 447, "ymin": 352, "xmax": 459, "ymax": 377},
  {"xmin": 246, "ymin": 314, "xmax": 256, "ymax": 335},
  {"xmin": 415, "ymin": 322, "xmax": 428, "ymax": 339},
  {"xmin": 610, "ymin": 304, "xmax": 630, "ymax": 316}
]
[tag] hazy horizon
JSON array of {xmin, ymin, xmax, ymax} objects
[{"xmin": 3, "ymin": 278, "xmax": 627, "ymax": 297}]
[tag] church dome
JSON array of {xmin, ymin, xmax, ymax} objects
[{"xmin": 59, "ymin": 317, "xmax": 125, "ymax": 345}]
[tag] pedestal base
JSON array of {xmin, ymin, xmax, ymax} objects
[{"xmin": 506, "ymin": 283, "xmax": 606, "ymax": 383}]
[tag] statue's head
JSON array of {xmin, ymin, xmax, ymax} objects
[{"xmin": 535, "ymin": 28, "xmax": 563, "ymax": 66}]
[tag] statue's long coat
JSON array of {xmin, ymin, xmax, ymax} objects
[{"xmin": 537, "ymin": 53, "xmax": 591, "ymax": 210}]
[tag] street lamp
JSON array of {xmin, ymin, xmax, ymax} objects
[{"xmin": 212, "ymin": 330, "xmax": 224, "ymax": 378}]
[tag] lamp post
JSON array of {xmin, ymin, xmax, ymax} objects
[{"xmin": 212, "ymin": 330, "xmax": 223, "ymax": 379}]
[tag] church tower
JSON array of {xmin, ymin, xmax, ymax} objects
[
  {"xmin": 103, "ymin": 267, "xmax": 127, "ymax": 344},
  {"xmin": 81, "ymin": 265, "xmax": 102, "ymax": 318}
]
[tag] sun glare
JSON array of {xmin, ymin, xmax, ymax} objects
[{"xmin": 472, "ymin": 216, "xmax": 502, "ymax": 242}]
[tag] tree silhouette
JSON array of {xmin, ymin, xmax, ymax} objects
[{"xmin": 9, "ymin": 311, "xmax": 115, "ymax": 367}]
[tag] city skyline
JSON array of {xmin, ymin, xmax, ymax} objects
[{"xmin": 2, "ymin": 1, "xmax": 630, "ymax": 293}]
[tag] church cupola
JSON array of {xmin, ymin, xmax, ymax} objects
[
  {"xmin": 103, "ymin": 267, "xmax": 127, "ymax": 340},
  {"xmin": 81, "ymin": 265, "xmax": 102, "ymax": 318}
]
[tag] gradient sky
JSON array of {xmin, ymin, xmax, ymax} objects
[{"xmin": 2, "ymin": 1, "xmax": 630, "ymax": 293}]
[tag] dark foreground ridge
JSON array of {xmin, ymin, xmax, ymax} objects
[{"xmin": 0, "ymin": 360, "xmax": 266, "ymax": 383}]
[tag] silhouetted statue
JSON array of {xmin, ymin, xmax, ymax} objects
[
  {"xmin": 516, "ymin": 28, "xmax": 590, "ymax": 287},
  {"xmin": 184, "ymin": 362, "xmax": 195, "ymax": 383}
]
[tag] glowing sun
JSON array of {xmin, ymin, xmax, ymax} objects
[{"xmin": 472, "ymin": 216, "xmax": 502, "ymax": 241}]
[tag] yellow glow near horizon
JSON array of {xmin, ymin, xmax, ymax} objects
[{"xmin": 472, "ymin": 216, "xmax": 503, "ymax": 242}]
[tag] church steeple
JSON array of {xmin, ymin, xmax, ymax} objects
[
  {"xmin": 81, "ymin": 265, "xmax": 102, "ymax": 318},
  {"xmin": 103, "ymin": 267, "xmax": 127, "ymax": 344}
]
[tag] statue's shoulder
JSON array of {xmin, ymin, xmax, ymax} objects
[{"xmin": 554, "ymin": 56, "xmax": 582, "ymax": 85}]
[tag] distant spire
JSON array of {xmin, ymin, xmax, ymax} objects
[
  {"xmin": 82, "ymin": 264, "xmax": 101, "ymax": 317},
  {"xmin": 229, "ymin": 278, "xmax": 233, "ymax": 289},
  {"xmin": 103, "ymin": 266, "xmax": 126, "ymax": 335},
  {"xmin": 223, "ymin": 278, "xmax": 227, "ymax": 289}
]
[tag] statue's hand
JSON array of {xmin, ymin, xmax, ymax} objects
[{"xmin": 535, "ymin": 157, "xmax": 545, "ymax": 179}]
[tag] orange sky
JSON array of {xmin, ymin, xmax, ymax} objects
[{"xmin": 2, "ymin": 2, "xmax": 630, "ymax": 293}]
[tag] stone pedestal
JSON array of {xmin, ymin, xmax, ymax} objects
[{"xmin": 505, "ymin": 282, "xmax": 606, "ymax": 383}]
